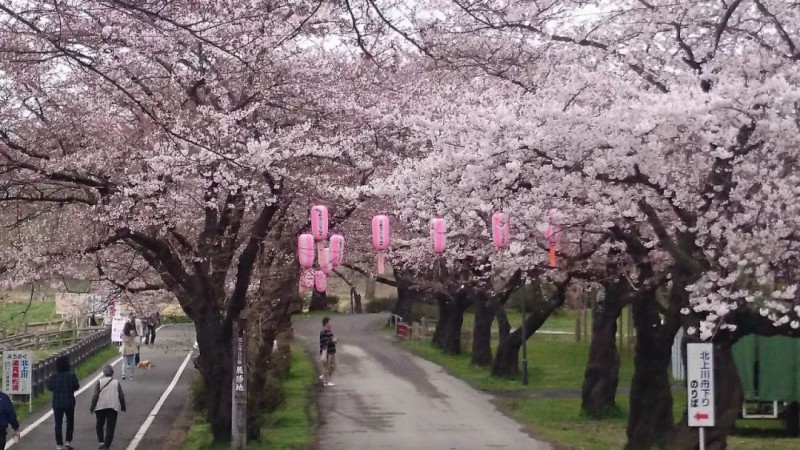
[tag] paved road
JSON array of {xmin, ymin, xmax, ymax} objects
[
  {"xmin": 295, "ymin": 314, "xmax": 551, "ymax": 450},
  {"xmin": 8, "ymin": 324, "xmax": 195, "ymax": 450}
]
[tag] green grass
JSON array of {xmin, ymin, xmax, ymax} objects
[
  {"xmin": 402, "ymin": 336, "xmax": 800, "ymax": 449},
  {"xmin": 0, "ymin": 301, "xmax": 57, "ymax": 333},
  {"xmin": 182, "ymin": 343, "xmax": 317, "ymax": 450},
  {"xmin": 403, "ymin": 335, "xmax": 634, "ymax": 393},
  {"xmin": 460, "ymin": 307, "xmax": 634, "ymax": 337},
  {"xmin": 12, "ymin": 345, "xmax": 119, "ymax": 422}
]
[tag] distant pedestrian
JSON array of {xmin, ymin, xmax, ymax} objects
[
  {"xmin": 144, "ymin": 313, "xmax": 159, "ymax": 345},
  {"xmin": 90, "ymin": 365, "xmax": 126, "ymax": 450},
  {"xmin": 133, "ymin": 317, "xmax": 144, "ymax": 365},
  {"xmin": 48, "ymin": 355, "xmax": 79, "ymax": 450},
  {"xmin": 120, "ymin": 322, "xmax": 138, "ymax": 380},
  {"xmin": 0, "ymin": 389, "xmax": 21, "ymax": 448},
  {"xmin": 319, "ymin": 317, "xmax": 338, "ymax": 387}
]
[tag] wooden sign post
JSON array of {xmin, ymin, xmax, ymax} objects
[{"xmin": 232, "ymin": 318, "xmax": 248, "ymax": 450}]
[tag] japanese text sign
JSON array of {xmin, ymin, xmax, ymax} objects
[{"xmin": 687, "ymin": 343, "xmax": 715, "ymax": 427}]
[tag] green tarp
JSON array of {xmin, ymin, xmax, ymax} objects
[{"xmin": 733, "ymin": 335, "xmax": 800, "ymax": 401}]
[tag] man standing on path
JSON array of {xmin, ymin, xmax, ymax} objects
[
  {"xmin": 90, "ymin": 365, "xmax": 126, "ymax": 450},
  {"xmin": 48, "ymin": 355, "xmax": 80, "ymax": 450},
  {"xmin": 144, "ymin": 312, "xmax": 159, "ymax": 345},
  {"xmin": 319, "ymin": 317, "xmax": 338, "ymax": 387},
  {"xmin": 0, "ymin": 389, "xmax": 21, "ymax": 448}
]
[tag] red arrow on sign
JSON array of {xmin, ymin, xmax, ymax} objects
[{"xmin": 694, "ymin": 412, "xmax": 709, "ymax": 421}]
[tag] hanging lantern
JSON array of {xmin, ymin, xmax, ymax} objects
[
  {"xmin": 491, "ymin": 212, "xmax": 510, "ymax": 249},
  {"xmin": 330, "ymin": 234, "xmax": 345, "ymax": 267},
  {"xmin": 320, "ymin": 248, "xmax": 333, "ymax": 274},
  {"xmin": 544, "ymin": 211, "xmax": 561, "ymax": 268},
  {"xmin": 310, "ymin": 205, "xmax": 329, "ymax": 242},
  {"xmin": 314, "ymin": 270, "xmax": 327, "ymax": 293},
  {"xmin": 299, "ymin": 269, "xmax": 314, "ymax": 291},
  {"xmin": 297, "ymin": 234, "xmax": 315, "ymax": 269},
  {"xmin": 372, "ymin": 215, "xmax": 390, "ymax": 274},
  {"xmin": 430, "ymin": 217, "xmax": 446, "ymax": 255}
]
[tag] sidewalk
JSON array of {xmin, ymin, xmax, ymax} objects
[{"xmin": 7, "ymin": 324, "xmax": 196, "ymax": 450}]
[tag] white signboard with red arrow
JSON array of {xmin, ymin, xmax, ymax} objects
[{"xmin": 687, "ymin": 343, "xmax": 715, "ymax": 427}]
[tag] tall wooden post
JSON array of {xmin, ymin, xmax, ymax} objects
[{"xmin": 232, "ymin": 318, "xmax": 248, "ymax": 450}]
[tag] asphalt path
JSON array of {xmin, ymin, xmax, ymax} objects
[
  {"xmin": 295, "ymin": 314, "xmax": 551, "ymax": 450},
  {"xmin": 7, "ymin": 324, "xmax": 195, "ymax": 450}
]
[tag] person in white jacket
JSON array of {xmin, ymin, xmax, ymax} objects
[{"xmin": 90, "ymin": 365, "xmax": 126, "ymax": 450}]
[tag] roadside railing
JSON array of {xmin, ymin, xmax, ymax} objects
[
  {"xmin": 25, "ymin": 327, "xmax": 111, "ymax": 397},
  {"xmin": 0, "ymin": 326, "xmax": 105, "ymax": 351}
]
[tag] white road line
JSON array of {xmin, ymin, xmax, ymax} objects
[
  {"xmin": 4, "ymin": 324, "xmax": 170, "ymax": 450},
  {"xmin": 125, "ymin": 348, "xmax": 194, "ymax": 450}
]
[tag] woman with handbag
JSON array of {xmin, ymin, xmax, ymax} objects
[
  {"xmin": 90, "ymin": 365, "xmax": 126, "ymax": 449},
  {"xmin": 120, "ymin": 322, "xmax": 138, "ymax": 380}
]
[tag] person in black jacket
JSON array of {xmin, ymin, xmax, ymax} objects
[
  {"xmin": 319, "ymin": 317, "xmax": 338, "ymax": 387},
  {"xmin": 48, "ymin": 355, "xmax": 80, "ymax": 450},
  {"xmin": 0, "ymin": 390, "xmax": 21, "ymax": 448}
]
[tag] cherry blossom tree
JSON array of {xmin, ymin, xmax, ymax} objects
[{"xmin": 0, "ymin": 0, "xmax": 415, "ymax": 441}]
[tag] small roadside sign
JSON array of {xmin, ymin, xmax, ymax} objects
[
  {"xmin": 111, "ymin": 316, "xmax": 128, "ymax": 343},
  {"xmin": 3, "ymin": 351, "xmax": 32, "ymax": 395},
  {"xmin": 687, "ymin": 343, "xmax": 715, "ymax": 427}
]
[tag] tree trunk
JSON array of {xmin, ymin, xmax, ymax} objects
[
  {"xmin": 365, "ymin": 275, "xmax": 376, "ymax": 303},
  {"xmin": 471, "ymin": 290, "xmax": 494, "ymax": 366},
  {"xmin": 493, "ymin": 297, "xmax": 511, "ymax": 346},
  {"xmin": 308, "ymin": 289, "xmax": 327, "ymax": 311},
  {"xmin": 351, "ymin": 287, "xmax": 363, "ymax": 313},
  {"xmin": 393, "ymin": 272, "xmax": 417, "ymax": 322},
  {"xmin": 432, "ymin": 290, "xmax": 470, "ymax": 354},
  {"xmin": 492, "ymin": 279, "xmax": 566, "ymax": 378},
  {"xmin": 246, "ymin": 267, "xmax": 299, "ymax": 440},
  {"xmin": 194, "ymin": 317, "xmax": 234, "ymax": 442},
  {"xmin": 669, "ymin": 339, "xmax": 743, "ymax": 450},
  {"xmin": 625, "ymin": 288, "xmax": 681, "ymax": 450},
  {"xmin": 581, "ymin": 284, "xmax": 625, "ymax": 418}
]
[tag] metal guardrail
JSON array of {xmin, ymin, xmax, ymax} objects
[{"xmin": 7, "ymin": 327, "xmax": 112, "ymax": 399}]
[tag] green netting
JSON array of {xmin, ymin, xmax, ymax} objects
[
  {"xmin": 733, "ymin": 335, "xmax": 757, "ymax": 399},
  {"xmin": 733, "ymin": 335, "xmax": 800, "ymax": 402},
  {"xmin": 757, "ymin": 336, "xmax": 800, "ymax": 401}
]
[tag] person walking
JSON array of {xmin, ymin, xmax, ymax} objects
[
  {"xmin": 133, "ymin": 317, "xmax": 144, "ymax": 365},
  {"xmin": 48, "ymin": 355, "xmax": 79, "ymax": 450},
  {"xmin": 120, "ymin": 322, "xmax": 138, "ymax": 380},
  {"xmin": 0, "ymin": 389, "xmax": 21, "ymax": 448},
  {"xmin": 319, "ymin": 317, "xmax": 338, "ymax": 387},
  {"xmin": 90, "ymin": 365, "xmax": 126, "ymax": 449}
]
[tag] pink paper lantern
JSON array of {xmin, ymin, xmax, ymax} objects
[
  {"xmin": 545, "ymin": 223, "xmax": 561, "ymax": 246},
  {"xmin": 491, "ymin": 212, "xmax": 510, "ymax": 249},
  {"xmin": 372, "ymin": 215, "xmax": 390, "ymax": 274},
  {"xmin": 330, "ymin": 234, "xmax": 345, "ymax": 267},
  {"xmin": 297, "ymin": 234, "xmax": 315, "ymax": 269},
  {"xmin": 544, "ymin": 210, "xmax": 561, "ymax": 268},
  {"xmin": 310, "ymin": 205, "xmax": 329, "ymax": 242},
  {"xmin": 299, "ymin": 269, "xmax": 314, "ymax": 291},
  {"xmin": 430, "ymin": 217, "xmax": 446, "ymax": 255},
  {"xmin": 320, "ymin": 248, "xmax": 333, "ymax": 274},
  {"xmin": 314, "ymin": 270, "xmax": 327, "ymax": 293}
]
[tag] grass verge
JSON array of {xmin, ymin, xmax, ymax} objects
[
  {"xmin": 182, "ymin": 342, "xmax": 317, "ymax": 450},
  {"xmin": 402, "ymin": 338, "xmax": 800, "ymax": 450},
  {"xmin": 13, "ymin": 345, "xmax": 119, "ymax": 422},
  {"xmin": 403, "ymin": 336, "xmax": 634, "ymax": 392},
  {"xmin": 0, "ymin": 301, "xmax": 57, "ymax": 333}
]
